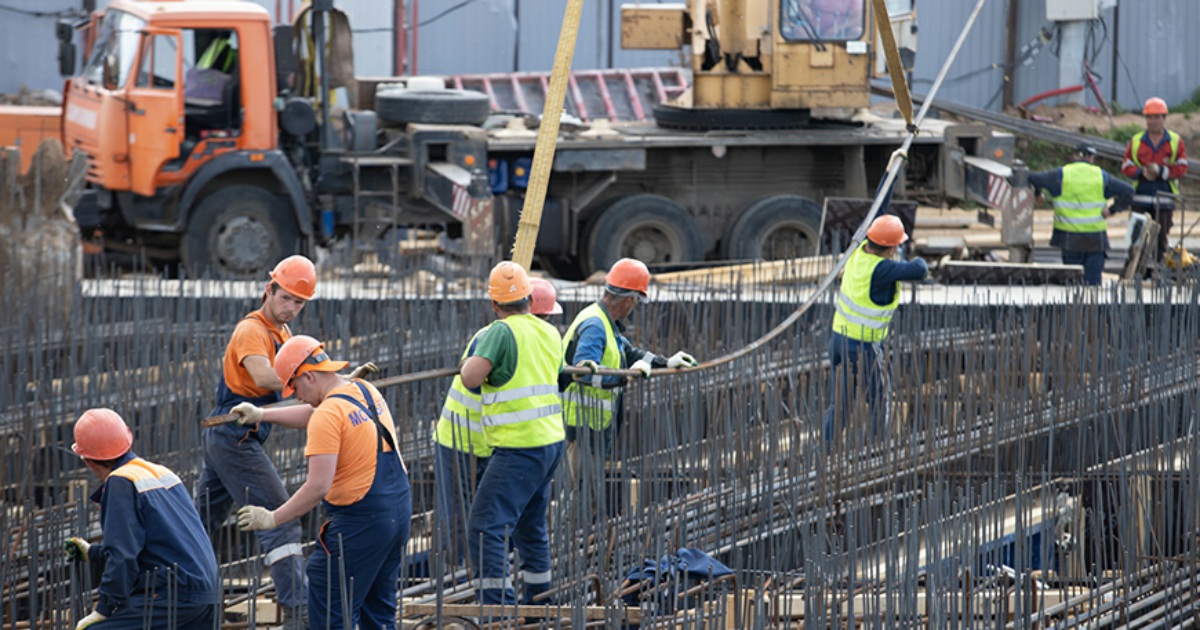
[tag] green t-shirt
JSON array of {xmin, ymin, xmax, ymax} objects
[{"xmin": 471, "ymin": 321, "xmax": 519, "ymax": 388}]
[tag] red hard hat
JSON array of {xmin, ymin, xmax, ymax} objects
[
  {"xmin": 866, "ymin": 215, "xmax": 908, "ymax": 247},
  {"xmin": 529, "ymin": 278, "xmax": 563, "ymax": 315},
  {"xmin": 269, "ymin": 255, "xmax": 317, "ymax": 300},
  {"xmin": 488, "ymin": 261, "xmax": 532, "ymax": 303},
  {"xmin": 1143, "ymin": 97, "xmax": 1169, "ymax": 116},
  {"xmin": 72, "ymin": 408, "xmax": 133, "ymax": 460},
  {"xmin": 275, "ymin": 335, "xmax": 349, "ymax": 397},
  {"xmin": 605, "ymin": 258, "xmax": 650, "ymax": 295}
]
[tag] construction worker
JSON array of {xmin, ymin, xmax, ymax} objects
[
  {"xmin": 431, "ymin": 278, "xmax": 562, "ymax": 569},
  {"xmin": 459, "ymin": 261, "xmax": 565, "ymax": 606},
  {"xmin": 64, "ymin": 409, "xmax": 218, "ymax": 630},
  {"xmin": 562, "ymin": 258, "xmax": 696, "ymax": 456},
  {"xmin": 232, "ymin": 336, "xmax": 411, "ymax": 630},
  {"xmin": 1122, "ymin": 97, "xmax": 1189, "ymax": 262},
  {"xmin": 192, "ymin": 255, "xmax": 315, "ymax": 627},
  {"xmin": 1030, "ymin": 143, "xmax": 1134, "ymax": 285},
  {"xmin": 824, "ymin": 215, "xmax": 927, "ymax": 441}
]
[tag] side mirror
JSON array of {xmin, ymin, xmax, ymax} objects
[
  {"xmin": 103, "ymin": 54, "xmax": 119, "ymax": 89},
  {"xmin": 56, "ymin": 19, "xmax": 74, "ymax": 43},
  {"xmin": 58, "ymin": 41, "xmax": 77, "ymax": 77}
]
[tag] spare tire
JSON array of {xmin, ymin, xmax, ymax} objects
[{"xmin": 375, "ymin": 89, "xmax": 490, "ymax": 126}]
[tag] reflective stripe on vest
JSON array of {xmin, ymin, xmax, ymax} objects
[
  {"xmin": 830, "ymin": 242, "xmax": 899, "ymax": 343},
  {"xmin": 562, "ymin": 303, "xmax": 622, "ymax": 430},
  {"xmin": 1051, "ymin": 162, "xmax": 1107, "ymax": 233},
  {"xmin": 480, "ymin": 315, "xmax": 565, "ymax": 448},
  {"xmin": 434, "ymin": 326, "xmax": 492, "ymax": 457},
  {"xmin": 1131, "ymin": 130, "xmax": 1181, "ymax": 195}
]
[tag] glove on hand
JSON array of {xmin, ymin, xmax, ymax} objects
[
  {"xmin": 76, "ymin": 611, "xmax": 106, "ymax": 630},
  {"xmin": 236, "ymin": 505, "xmax": 277, "ymax": 531},
  {"xmin": 231, "ymin": 402, "xmax": 264, "ymax": 426},
  {"xmin": 349, "ymin": 362, "xmax": 379, "ymax": 380},
  {"xmin": 667, "ymin": 351, "xmax": 697, "ymax": 369},
  {"xmin": 887, "ymin": 148, "xmax": 909, "ymax": 172},
  {"xmin": 63, "ymin": 537, "xmax": 90, "ymax": 562},
  {"xmin": 629, "ymin": 359, "xmax": 652, "ymax": 379},
  {"xmin": 1144, "ymin": 163, "xmax": 1161, "ymax": 181}
]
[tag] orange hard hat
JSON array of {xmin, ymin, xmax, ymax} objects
[
  {"xmin": 529, "ymin": 278, "xmax": 563, "ymax": 316},
  {"xmin": 605, "ymin": 258, "xmax": 650, "ymax": 296},
  {"xmin": 866, "ymin": 215, "xmax": 908, "ymax": 247},
  {"xmin": 275, "ymin": 335, "xmax": 349, "ymax": 397},
  {"xmin": 269, "ymin": 255, "xmax": 317, "ymax": 301},
  {"xmin": 488, "ymin": 261, "xmax": 532, "ymax": 303},
  {"xmin": 72, "ymin": 408, "xmax": 133, "ymax": 460},
  {"xmin": 1143, "ymin": 97, "xmax": 1169, "ymax": 116}
]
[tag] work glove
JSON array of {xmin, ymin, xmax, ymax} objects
[
  {"xmin": 666, "ymin": 351, "xmax": 698, "ymax": 369},
  {"xmin": 629, "ymin": 359, "xmax": 652, "ymax": 380},
  {"xmin": 75, "ymin": 611, "xmax": 106, "ymax": 630},
  {"xmin": 231, "ymin": 402, "xmax": 264, "ymax": 426},
  {"xmin": 887, "ymin": 148, "xmax": 908, "ymax": 172},
  {"xmin": 236, "ymin": 505, "xmax": 277, "ymax": 531},
  {"xmin": 1144, "ymin": 163, "xmax": 1160, "ymax": 181},
  {"xmin": 349, "ymin": 361, "xmax": 379, "ymax": 380},
  {"xmin": 63, "ymin": 537, "xmax": 90, "ymax": 562}
]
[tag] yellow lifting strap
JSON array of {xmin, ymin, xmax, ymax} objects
[
  {"xmin": 871, "ymin": 0, "xmax": 916, "ymax": 133},
  {"xmin": 510, "ymin": 0, "xmax": 585, "ymax": 270}
]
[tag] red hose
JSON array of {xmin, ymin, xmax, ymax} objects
[{"xmin": 1020, "ymin": 85, "xmax": 1084, "ymax": 109}]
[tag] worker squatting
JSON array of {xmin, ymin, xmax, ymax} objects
[{"xmin": 61, "ymin": 106, "xmax": 1186, "ymax": 626}]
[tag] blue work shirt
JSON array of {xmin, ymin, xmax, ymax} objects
[
  {"xmin": 866, "ymin": 173, "xmax": 928, "ymax": 304},
  {"xmin": 90, "ymin": 451, "xmax": 218, "ymax": 617},
  {"xmin": 1028, "ymin": 161, "xmax": 1134, "ymax": 252},
  {"xmin": 565, "ymin": 302, "xmax": 665, "ymax": 388}
]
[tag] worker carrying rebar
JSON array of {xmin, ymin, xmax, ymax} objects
[
  {"xmin": 562, "ymin": 258, "xmax": 696, "ymax": 458},
  {"xmin": 825, "ymin": 150, "xmax": 925, "ymax": 441},
  {"xmin": 1122, "ymin": 97, "xmax": 1189, "ymax": 264},
  {"xmin": 457, "ymin": 262, "xmax": 565, "ymax": 606},
  {"xmin": 231, "ymin": 336, "xmax": 411, "ymax": 630},
  {"xmin": 431, "ymin": 277, "xmax": 563, "ymax": 569},
  {"xmin": 192, "ymin": 255, "xmax": 315, "ymax": 628},
  {"xmin": 1030, "ymin": 143, "xmax": 1134, "ymax": 285},
  {"xmin": 64, "ymin": 409, "xmax": 219, "ymax": 630}
]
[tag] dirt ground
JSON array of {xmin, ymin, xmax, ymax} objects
[{"xmin": 1015, "ymin": 102, "xmax": 1200, "ymax": 146}]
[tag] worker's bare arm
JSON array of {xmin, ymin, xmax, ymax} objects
[
  {"xmin": 261, "ymin": 404, "xmax": 315, "ymax": 429},
  {"xmin": 460, "ymin": 356, "xmax": 494, "ymax": 390},
  {"xmin": 271, "ymin": 454, "xmax": 336, "ymax": 526},
  {"xmin": 242, "ymin": 355, "xmax": 284, "ymax": 391}
]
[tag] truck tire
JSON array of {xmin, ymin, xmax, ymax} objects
[
  {"xmin": 181, "ymin": 185, "xmax": 301, "ymax": 278},
  {"xmin": 586, "ymin": 194, "xmax": 706, "ymax": 274},
  {"xmin": 375, "ymin": 89, "xmax": 490, "ymax": 126},
  {"xmin": 723, "ymin": 195, "xmax": 823, "ymax": 261}
]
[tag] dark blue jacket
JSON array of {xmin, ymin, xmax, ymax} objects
[
  {"xmin": 90, "ymin": 452, "xmax": 218, "ymax": 616},
  {"xmin": 566, "ymin": 302, "xmax": 666, "ymax": 388}
]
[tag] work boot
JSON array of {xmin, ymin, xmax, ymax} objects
[{"xmin": 280, "ymin": 605, "xmax": 308, "ymax": 630}]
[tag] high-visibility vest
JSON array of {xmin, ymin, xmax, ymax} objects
[
  {"xmin": 562, "ymin": 303, "xmax": 622, "ymax": 430},
  {"xmin": 198, "ymin": 37, "xmax": 235, "ymax": 73},
  {"xmin": 480, "ymin": 314, "xmax": 565, "ymax": 448},
  {"xmin": 1131, "ymin": 130, "xmax": 1181, "ymax": 195},
  {"xmin": 1050, "ymin": 162, "xmax": 1107, "ymax": 233},
  {"xmin": 434, "ymin": 326, "xmax": 492, "ymax": 457},
  {"xmin": 831, "ymin": 242, "xmax": 900, "ymax": 343}
]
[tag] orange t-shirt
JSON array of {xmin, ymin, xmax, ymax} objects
[
  {"xmin": 222, "ymin": 311, "xmax": 289, "ymax": 398},
  {"xmin": 305, "ymin": 381, "xmax": 404, "ymax": 506}
]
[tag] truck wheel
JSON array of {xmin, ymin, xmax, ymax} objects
[
  {"xmin": 375, "ymin": 90, "xmax": 490, "ymax": 126},
  {"xmin": 182, "ymin": 185, "xmax": 301, "ymax": 278},
  {"xmin": 586, "ymin": 194, "xmax": 706, "ymax": 273},
  {"xmin": 723, "ymin": 195, "xmax": 823, "ymax": 261}
]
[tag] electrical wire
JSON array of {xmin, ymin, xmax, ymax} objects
[{"xmin": 0, "ymin": 2, "xmax": 80, "ymax": 18}]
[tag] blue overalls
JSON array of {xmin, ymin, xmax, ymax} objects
[
  {"xmin": 193, "ymin": 329, "xmax": 306, "ymax": 610},
  {"xmin": 308, "ymin": 381, "xmax": 412, "ymax": 630}
]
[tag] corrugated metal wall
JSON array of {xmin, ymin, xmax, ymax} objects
[{"xmin": 3, "ymin": 0, "xmax": 1198, "ymax": 113}]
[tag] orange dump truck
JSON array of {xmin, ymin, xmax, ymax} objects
[{"xmin": 0, "ymin": 106, "xmax": 63, "ymax": 174}]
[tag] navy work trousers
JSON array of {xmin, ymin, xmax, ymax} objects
[
  {"xmin": 434, "ymin": 443, "xmax": 489, "ymax": 565},
  {"xmin": 824, "ymin": 332, "xmax": 888, "ymax": 442},
  {"xmin": 468, "ymin": 442, "xmax": 563, "ymax": 605},
  {"xmin": 1061, "ymin": 249, "xmax": 1105, "ymax": 285}
]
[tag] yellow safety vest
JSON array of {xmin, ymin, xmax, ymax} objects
[
  {"xmin": 434, "ymin": 326, "xmax": 492, "ymax": 457},
  {"xmin": 1050, "ymin": 162, "xmax": 1107, "ymax": 233},
  {"xmin": 562, "ymin": 303, "xmax": 622, "ymax": 430},
  {"xmin": 831, "ymin": 242, "xmax": 900, "ymax": 343},
  {"xmin": 480, "ymin": 314, "xmax": 565, "ymax": 448},
  {"xmin": 1131, "ymin": 130, "xmax": 1182, "ymax": 195}
]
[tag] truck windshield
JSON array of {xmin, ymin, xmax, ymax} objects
[
  {"xmin": 780, "ymin": 0, "xmax": 866, "ymax": 42},
  {"xmin": 81, "ymin": 10, "xmax": 146, "ymax": 87}
]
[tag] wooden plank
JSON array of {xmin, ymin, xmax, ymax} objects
[{"xmin": 401, "ymin": 602, "xmax": 641, "ymax": 622}]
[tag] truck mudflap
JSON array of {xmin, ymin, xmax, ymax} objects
[{"xmin": 424, "ymin": 161, "xmax": 494, "ymax": 255}]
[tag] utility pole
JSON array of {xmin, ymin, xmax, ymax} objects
[{"xmin": 1003, "ymin": 0, "xmax": 1019, "ymax": 109}]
